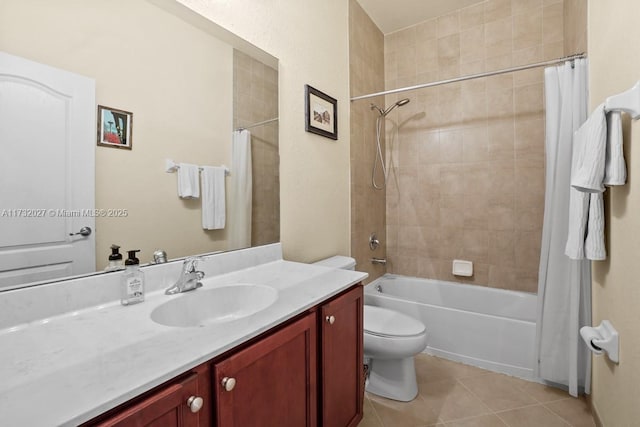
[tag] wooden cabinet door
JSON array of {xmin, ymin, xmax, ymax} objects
[
  {"xmin": 93, "ymin": 371, "xmax": 207, "ymax": 427},
  {"xmin": 320, "ymin": 285, "xmax": 364, "ymax": 427},
  {"xmin": 213, "ymin": 312, "xmax": 318, "ymax": 427}
]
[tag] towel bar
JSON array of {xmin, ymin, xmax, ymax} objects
[
  {"xmin": 164, "ymin": 159, "xmax": 230, "ymax": 176},
  {"xmin": 605, "ymin": 80, "xmax": 640, "ymax": 119}
]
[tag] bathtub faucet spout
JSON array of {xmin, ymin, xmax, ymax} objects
[{"xmin": 371, "ymin": 257, "xmax": 387, "ymax": 265}]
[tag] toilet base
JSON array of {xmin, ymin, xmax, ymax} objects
[{"xmin": 365, "ymin": 356, "xmax": 419, "ymax": 402}]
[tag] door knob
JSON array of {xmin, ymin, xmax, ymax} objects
[
  {"xmin": 221, "ymin": 377, "xmax": 236, "ymax": 391},
  {"xmin": 186, "ymin": 395, "xmax": 203, "ymax": 413},
  {"xmin": 326, "ymin": 315, "xmax": 336, "ymax": 325},
  {"xmin": 69, "ymin": 226, "xmax": 92, "ymax": 237}
]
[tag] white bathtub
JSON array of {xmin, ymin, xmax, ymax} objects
[{"xmin": 365, "ymin": 274, "xmax": 537, "ymax": 379}]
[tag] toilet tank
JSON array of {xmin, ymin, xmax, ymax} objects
[{"xmin": 313, "ymin": 255, "xmax": 356, "ymax": 270}]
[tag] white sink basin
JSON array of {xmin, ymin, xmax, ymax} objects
[{"xmin": 150, "ymin": 284, "xmax": 278, "ymax": 327}]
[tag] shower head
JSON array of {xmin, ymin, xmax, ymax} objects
[{"xmin": 370, "ymin": 98, "xmax": 411, "ymax": 117}]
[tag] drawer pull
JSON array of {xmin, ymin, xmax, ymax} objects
[
  {"xmin": 186, "ymin": 395, "xmax": 203, "ymax": 413},
  {"xmin": 221, "ymin": 377, "xmax": 236, "ymax": 391},
  {"xmin": 326, "ymin": 315, "xmax": 336, "ymax": 325}
]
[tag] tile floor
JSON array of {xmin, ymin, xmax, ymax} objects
[{"xmin": 360, "ymin": 354, "xmax": 596, "ymax": 427}]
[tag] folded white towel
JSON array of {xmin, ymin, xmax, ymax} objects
[
  {"xmin": 178, "ymin": 163, "xmax": 200, "ymax": 199},
  {"xmin": 571, "ymin": 103, "xmax": 607, "ymax": 193},
  {"xmin": 201, "ymin": 166, "xmax": 226, "ymax": 230},
  {"xmin": 603, "ymin": 111, "xmax": 627, "ymax": 186}
]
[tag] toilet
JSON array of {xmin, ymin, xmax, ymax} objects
[{"xmin": 312, "ymin": 256, "xmax": 428, "ymax": 402}]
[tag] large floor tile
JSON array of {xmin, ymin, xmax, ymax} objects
[
  {"xmin": 416, "ymin": 354, "xmax": 491, "ymax": 383},
  {"xmin": 496, "ymin": 405, "xmax": 570, "ymax": 427},
  {"xmin": 368, "ymin": 393, "xmax": 443, "ymax": 427},
  {"xmin": 359, "ymin": 396, "xmax": 384, "ymax": 427},
  {"xmin": 516, "ymin": 380, "xmax": 570, "ymax": 403},
  {"xmin": 545, "ymin": 397, "xmax": 596, "ymax": 427},
  {"xmin": 445, "ymin": 414, "xmax": 508, "ymax": 427},
  {"xmin": 458, "ymin": 373, "xmax": 538, "ymax": 412},
  {"xmin": 420, "ymin": 379, "xmax": 492, "ymax": 422}
]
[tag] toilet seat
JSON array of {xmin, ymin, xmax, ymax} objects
[{"xmin": 364, "ymin": 305, "xmax": 426, "ymax": 338}]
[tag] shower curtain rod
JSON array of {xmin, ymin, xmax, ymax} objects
[
  {"xmin": 236, "ymin": 117, "xmax": 279, "ymax": 131},
  {"xmin": 350, "ymin": 53, "xmax": 586, "ymax": 102}
]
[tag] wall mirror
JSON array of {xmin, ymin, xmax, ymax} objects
[{"xmin": 0, "ymin": 0, "xmax": 279, "ymax": 291}]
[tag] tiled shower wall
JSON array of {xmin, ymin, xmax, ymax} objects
[
  {"xmin": 349, "ymin": 0, "xmax": 386, "ymax": 283},
  {"xmin": 233, "ymin": 50, "xmax": 280, "ymax": 247},
  {"xmin": 384, "ymin": 0, "xmax": 566, "ymax": 293}
]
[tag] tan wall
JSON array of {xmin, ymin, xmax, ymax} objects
[
  {"xmin": 177, "ymin": 0, "xmax": 352, "ymax": 263},
  {"xmin": 0, "ymin": 0, "xmax": 233, "ymax": 268},
  {"xmin": 589, "ymin": 1, "xmax": 640, "ymax": 424},
  {"xmin": 233, "ymin": 51, "xmax": 280, "ymax": 247},
  {"xmin": 384, "ymin": 0, "xmax": 565, "ymax": 292},
  {"xmin": 349, "ymin": 0, "xmax": 386, "ymax": 282}
]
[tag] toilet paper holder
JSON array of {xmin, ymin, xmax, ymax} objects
[{"xmin": 580, "ymin": 320, "xmax": 619, "ymax": 363}]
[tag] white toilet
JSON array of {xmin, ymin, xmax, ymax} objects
[
  {"xmin": 312, "ymin": 256, "xmax": 428, "ymax": 402},
  {"xmin": 363, "ymin": 305, "xmax": 427, "ymax": 401}
]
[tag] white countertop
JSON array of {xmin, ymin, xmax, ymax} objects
[{"xmin": 0, "ymin": 251, "xmax": 366, "ymax": 426}]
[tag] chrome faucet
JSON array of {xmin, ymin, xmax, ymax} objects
[{"xmin": 165, "ymin": 257, "xmax": 205, "ymax": 295}]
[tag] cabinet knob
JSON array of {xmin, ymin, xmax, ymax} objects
[
  {"xmin": 325, "ymin": 315, "xmax": 336, "ymax": 325},
  {"xmin": 186, "ymin": 396, "xmax": 204, "ymax": 413},
  {"xmin": 221, "ymin": 376, "xmax": 236, "ymax": 391}
]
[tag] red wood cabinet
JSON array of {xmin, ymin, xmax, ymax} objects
[
  {"xmin": 320, "ymin": 285, "xmax": 364, "ymax": 427},
  {"xmin": 213, "ymin": 312, "xmax": 317, "ymax": 427}
]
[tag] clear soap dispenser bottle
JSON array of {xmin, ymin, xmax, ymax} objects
[
  {"xmin": 121, "ymin": 249, "xmax": 145, "ymax": 306},
  {"xmin": 105, "ymin": 244, "xmax": 124, "ymax": 271}
]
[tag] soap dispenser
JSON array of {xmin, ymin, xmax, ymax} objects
[
  {"xmin": 121, "ymin": 249, "xmax": 145, "ymax": 306},
  {"xmin": 105, "ymin": 244, "xmax": 124, "ymax": 271}
]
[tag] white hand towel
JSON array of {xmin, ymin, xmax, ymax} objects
[
  {"xmin": 565, "ymin": 188, "xmax": 590, "ymax": 260},
  {"xmin": 571, "ymin": 103, "xmax": 607, "ymax": 193},
  {"xmin": 585, "ymin": 192, "xmax": 606, "ymax": 260},
  {"xmin": 177, "ymin": 163, "xmax": 200, "ymax": 199},
  {"xmin": 603, "ymin": 111, "xmax": 627, "ymax": 186},
  {"xmin": 201, "ymin": 166, "xmax": 226, "ymax": 230}
]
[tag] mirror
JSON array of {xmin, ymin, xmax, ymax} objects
[{"xmin": 0, "ymin": 0, "xmax": 279, "ymax": 291}]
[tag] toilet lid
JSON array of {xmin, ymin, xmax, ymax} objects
[{"xmin": 364, "ymin": 305, "xmax": 426, "ymax": 338}]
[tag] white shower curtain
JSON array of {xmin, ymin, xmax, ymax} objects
[
  {"xmin": 535, "ymin": 59, "xmax": 591, "ymax": 397},
  {"xmin": 228, "ymin": 130, "xmax": 252, "ymax": 250}
]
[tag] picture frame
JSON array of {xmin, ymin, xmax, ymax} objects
[
  {"xmin": 97, "ymin": 105, "xmax": 133, "ymax": 150},
  {"xmin": 305, "ymin": 84, "xmax": 338, "ymax": 140}
]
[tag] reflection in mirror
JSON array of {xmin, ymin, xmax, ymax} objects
[{"xmin": 0, "ymin": 0, "xmax": 279, "ymax": 291}]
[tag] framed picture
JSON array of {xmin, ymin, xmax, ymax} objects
[
  {"xmin": 305, "ymin": 84, "xmax": 338, "ymax": 140},
  {"xmin": 97, "ymin": 105, "xmax": 133, "ymax": 150}
]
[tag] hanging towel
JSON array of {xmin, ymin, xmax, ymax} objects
[
  {"xmin": 228, "ymin": 130, "xmax": 252, "ymax": 250},
  {"xmin": 201, "ymin": 166, "xmax": 226, "ymax": 230},
  {"xmin": 585, "ymin": 193, "xmax": 606, "ymax": 260},
  {"xmin": 177, "ymin": 163, "xmax": 200, "ymax": 199},
  {"xmin": 565, "ymin": 188, "xmax": 590, "ymax": 260},
  {"xmin": 570, "ymin": 103, "xmax": 607, "ymax": 193},
  {"xmin": 603, "ymin": 111, "xmax": 627, "ymax": 186},
  {"xmin": 565, "ymin": 104, "xmax": 605, "ymax": 260}
]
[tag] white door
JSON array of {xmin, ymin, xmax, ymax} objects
[{"xmin": 0, "ymin": 51, "xmax": 95, "ymax": 290}]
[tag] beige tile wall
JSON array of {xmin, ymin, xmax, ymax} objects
[
  {"xmin": 564, "ymin": 0, "xmax": 587, "ymax": 54},
  {"xmin": 233, "ymin": 50, "xmax": 280, "ymax": 247},
  {"xmin": 385, "ymin": 0, "xmax": 565, "ymax": 292},
  {"xmin": 349, "ymin": 0, "xmax": 386, "ymax": 282}
]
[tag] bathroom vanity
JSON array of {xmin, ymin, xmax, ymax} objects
[
  {"xmin": 85, "ymin": 285, "xmax": 363, "ymax": 427},
  {"xmin": 0, "ymin": 244, "xmax": 366, "ymax": 426}
]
